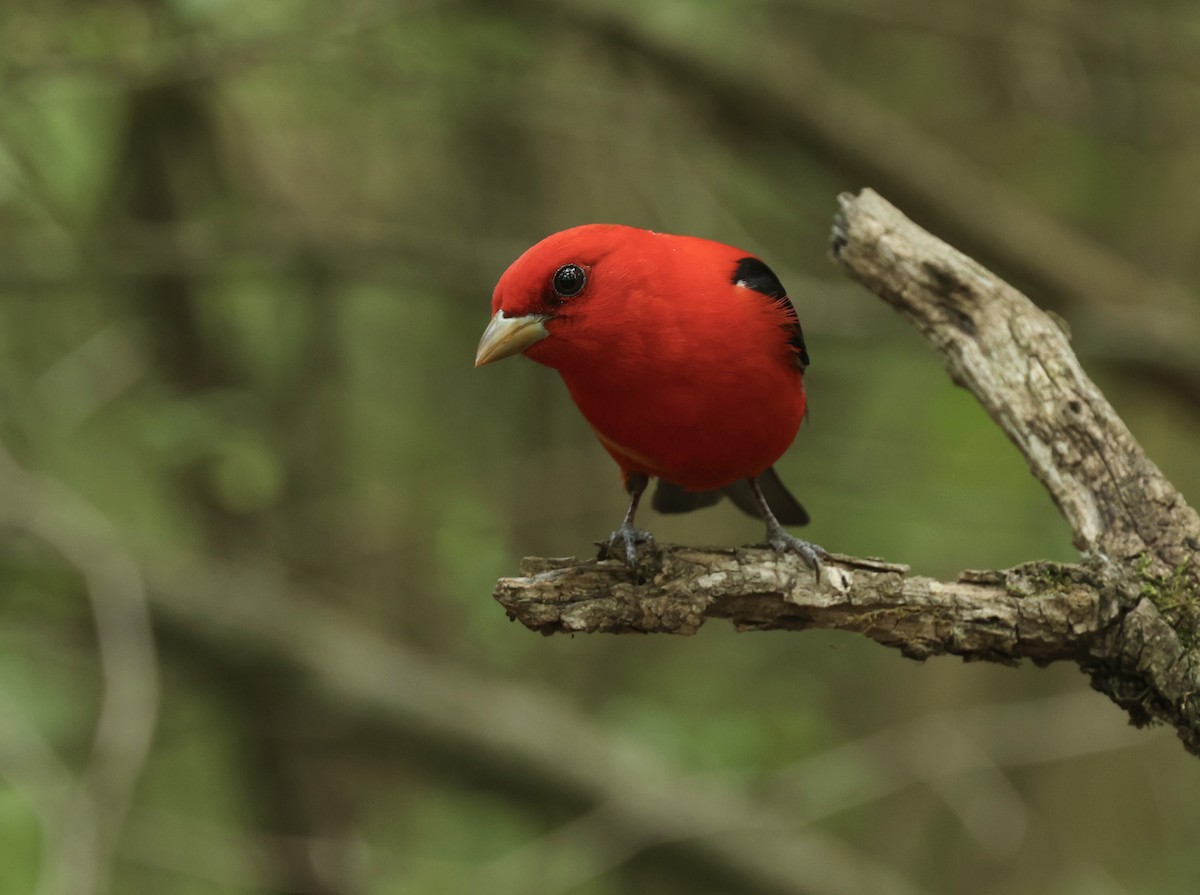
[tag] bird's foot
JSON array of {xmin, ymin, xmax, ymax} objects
[
  {"xmin": 767, "ymin": 528, "xmax": 828, "ymax": 577},
  {"xmin": 601, "ymin": 524, "xmax": 657, "ymax": 568}
]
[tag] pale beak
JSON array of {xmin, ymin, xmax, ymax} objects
[{"xmin": 474, "ymin": 310, "xmax": 550, "ymax": 367}]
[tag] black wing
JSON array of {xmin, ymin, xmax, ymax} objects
[{"xmin": 732, "ymin": 256, "xmax": 809, "ymax": 369}]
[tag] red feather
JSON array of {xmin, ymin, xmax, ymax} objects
[{"xmin": 490, "ymin": 224, "xmax": 806, "ymax": 491}]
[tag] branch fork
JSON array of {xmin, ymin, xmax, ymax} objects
[{"xmin": 494, "ymin": 191, "xmax": 1200, "ymax": 755}]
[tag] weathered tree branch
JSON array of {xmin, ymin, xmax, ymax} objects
[
  {"xmin": 830, "ymin": 192, "xmax": 1200, "ymax": 572},
  {"xmin": 494, "ymin": 190, "xmax": 1200, "ymax": 756},
  {"xmin": 498, "ymin": 550, "xmax": 1121, "ymax": 665}
]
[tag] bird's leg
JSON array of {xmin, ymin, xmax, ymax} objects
[
  {"xmin": 604, "ymin": 472, "xmax": 657, "ymax": 567},
  {"xmin": 749, "ymin": 476, "xmax": 828, "ymax": 575}
]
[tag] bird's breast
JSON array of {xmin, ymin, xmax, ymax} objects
[{"xmin": 558, "ymin": 348, "xmax": 805, "ymax": 490}]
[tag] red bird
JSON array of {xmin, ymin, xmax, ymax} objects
[{"xmin": 476, "ymin": 224, "xmax": 826, "ymax": 572}]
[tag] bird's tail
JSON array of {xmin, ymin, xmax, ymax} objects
[{"xmin": 651, "ymin": 465, "xmax": 809, "ymax": 526}]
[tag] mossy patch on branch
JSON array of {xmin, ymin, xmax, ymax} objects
[{"xmin": 1137, "ymin": 553, "xmax": 1200, "ymax": 647}]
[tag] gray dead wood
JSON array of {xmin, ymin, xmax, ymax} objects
[{"xmin": 493, "ymin": 190, "xmax": 1200, "ymax": 756}]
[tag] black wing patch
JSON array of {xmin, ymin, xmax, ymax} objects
[{"xmin": 732, "ymin": 257, "xmax": 809, "ymax": 369}]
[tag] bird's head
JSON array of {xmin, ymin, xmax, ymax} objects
[{"xmin": 475, "ymin": 224, "xmax": 644, "ymax": 368}]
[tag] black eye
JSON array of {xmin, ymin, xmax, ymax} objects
[{"xmin": 552, "ymin": 263, "xmax": 587, "ymax": 298}]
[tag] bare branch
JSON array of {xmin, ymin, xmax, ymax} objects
[
  {"xmin": 493, "ymin": 190, "xmax": 1200, "ymax": 756},
  {"xmin": 497, "ymin": 549, "xmax": 1108, "ymax": 660},
  {"xmin": 830, "ymin": 190, "xmax": 1200, "ymax": 571}
]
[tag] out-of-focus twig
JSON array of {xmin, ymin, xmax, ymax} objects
[
  {"xmin": 0, "ymin": 446, "xmax": 160, "ymax": 895},
  {"xmin": 768, "ymin": 690, "xmax": 1156, "ymax": 855},
  {"xmin": 474, "ymin": 689, "xmax": 1155, "ymax": 892},
  {"xmin": 774, "ymin": 0, "xmax": 1200, "ymax": 83}
]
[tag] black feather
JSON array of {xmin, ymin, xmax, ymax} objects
[
  {"xmin": 650, "ymin": 467, "xmax": 809, "ymax": 527},
  {"xmin": 726, "ymin": 467, "xmax": 810, "ymax": 526},
  {"xmin": 731, "ymin": 257, "xmax": 809, "ymax": 369},
  {"xmin": 651, "ymin": 480, "xmax": 724, "ymax": 515}
]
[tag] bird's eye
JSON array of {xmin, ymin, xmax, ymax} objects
[{"xmin": 552, "ymin": 263, "xmax": 587, "ymax": 298}]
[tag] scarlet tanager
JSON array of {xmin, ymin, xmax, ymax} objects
[{"xmin": 476, "ymin": 224, "xmax": 827, "ymax": 573}]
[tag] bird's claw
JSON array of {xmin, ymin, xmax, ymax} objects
[
  {"xmin": 768, "ymin": 529, "xmax": 828, "ymax": 577},
  {"xmin": 602, "ymin": 525, "xmax": 657, "ymax": 568}
]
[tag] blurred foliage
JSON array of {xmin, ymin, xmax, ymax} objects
[{"xmin": 1, "ymin": 1, "xmax": 1199, "ymax": 893}]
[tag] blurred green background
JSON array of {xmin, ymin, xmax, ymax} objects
[{"xmin": 2, "ymin": 1, "xmax": 1199, "ymax": 893}]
